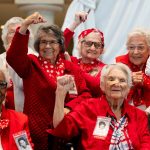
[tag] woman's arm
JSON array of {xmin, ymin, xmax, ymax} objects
[
  {"xmin": 53, "ymin": 75, "xmax": 74, "ymax": 128},
  {"xmin": 6, "ymin": 12, "xmax": 46, "ymax": 78},
  {"xmin": 19, "ymin": 12, "xmax": 45, "ymax": 34},
  {"xmin": 64, "ymin": 11, "xmax": 88, "ymax": 50}
]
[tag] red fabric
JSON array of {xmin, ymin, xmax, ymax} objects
[
  {"xmin": 48, "ymin": 96, "xmax": 150, "ymax": 150},
  {"xmin": 1, "ymin": 105, "xmax": 33, "ymax": 150},
  {"xmin": 78, "ymin": 28, "xmax": 104, "ymax": 47},
  {"xmin": 38, "ymin": 55, "xmax": 65, "ymax": 80},
  {"xmin": 6, "ymin": 28, "xmax": 91, "ymax": 150},
  {"xmin": 63, "ymin": 28, "xmax": 74, "ymax": 50},
  {"xmin": 116, "ymin": 53, "xmax": 150, "ymax": 107},
  {"xmin": 0, "ymin": 119, "xmax": 9, "ymax": 129},
  {"xmin": 71, "ymin": 58, "xmax": 105, "ymax": 97},
  {"xmin": 5, "ymin": 85, "xmax": 15, "ymax": 110},
  {"xmin": 64, "ymin": 28, "xmax": 105, "ymax": 97}
]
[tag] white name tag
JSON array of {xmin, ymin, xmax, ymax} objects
[
  {"xmin": 13, "ymin": 130, "xmax": 32, "ymax": 150},
  {"xmin": 93, "ymin": 116, "xmax": 111, "ymax": 140}
]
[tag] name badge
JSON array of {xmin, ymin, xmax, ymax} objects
[
  {"xmin": 13, "ymin": 130, "xmax": 32, "ymax": 150},
  {"xmin": 93, "ymin": 116, "xmax": 111, "ymax": 140}
]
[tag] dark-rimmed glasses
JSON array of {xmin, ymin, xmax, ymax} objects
[
  {"xmin": 40, "ymin": 40, "xmax": 59, "ymax": 46},
  {"xmin": 81, "ymin": 40, "xmax": 102, "ymax": 49}
]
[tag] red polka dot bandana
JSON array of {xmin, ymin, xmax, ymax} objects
[
  {"xmin": 78, "ymin": 28, "xmax": 104, "ymax": 47},
  {"xmin": 38, "ymin": 55, "xmax": 65, "ymax": 80}
]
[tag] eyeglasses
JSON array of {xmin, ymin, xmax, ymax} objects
[
  {"xmin": 0, "ymin": 81, "xmax": 7, "ymax": 89},
  {"xmin": 82, "ymin": 40, "xmax": 102, "ymax": 49},
  {"xmin": 127, "ymin": 45, "xmax": 146, "ymax": 52},
  {"xmin": 40, "ymin": 40, "xmax": 59, "ymax": 46}
]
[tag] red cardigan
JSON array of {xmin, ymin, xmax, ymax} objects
[
  {"xmin": 48, "ymin": 96, "xmax": 150, "ymax": 150},
  {"xmin": 6, "ymin": 28, "xmax": 91, "ymax": 150},
  {"xmin": 1, "ymin": 106, "xmax": 33, "ymax": 150},
  {"xmin": 116, "ymin": 53, "xmax": 150, "ymax": 107}
]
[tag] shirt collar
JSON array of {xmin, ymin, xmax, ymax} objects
[{"xmin": 100, "ymin": 95, "xmax": 131, "ymax": 121}]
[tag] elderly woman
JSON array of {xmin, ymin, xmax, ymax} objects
[
  {"xmin": 116, "ymin": 28, "xmax": 150, "ymax": 109},
  {"xmin": 0, "ymin": 69, "xmax": 33, "ymax": 150},
  {"xmin": 6, "ymin": 12, "xmax": 90, "ymax": 149},
  {"xmin": 0, "ymin": 16, "xmax": 37, "ymax": 111},
  {"xmin": 63, "ymin": 12, "xmax": 105, "ymax": 97},
  {"xmin": 48, "ymin": 63, "xmax": 150, "ymax": 149}
]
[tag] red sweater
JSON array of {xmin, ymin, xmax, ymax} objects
[
  {"xmin": 116, "ymin": 53, "xmax": 150, "ymax": 107},
  {"xmin": 1, "ymin": 106, "xmax": 33, "ymax": 150},
  {"xmin": 6, "ymin": 28, "xmax": 91, "ymax": 150},
  {"xmin": 48, "ymin": 96, "xmax": 150, "ymax": 150},
  {"xmin": 64, "ymin": 28, "xmax": 105, "ymax": 97}
]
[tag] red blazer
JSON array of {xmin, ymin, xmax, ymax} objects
[
  {"xmin": 6, "ymin": 28, "xmax": 91, "ymax": 150},
  {"xmin": 1, "ymin": 106, "xmax": 33, "ymax": 150},
  {"xmin": 48, "ymin": 96, "xmax": 150, "ymax": 150},
  {"xmin": 116, "ymin": 53, "xmax": 150, "ymax": 107}
]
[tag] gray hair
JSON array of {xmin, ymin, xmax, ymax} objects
[
  {"xmin": 1, "ymin": 17, "xmax": 34, "ymax": 50},
  {"xmin": 100, "ymin": 63, "xmax": 132, "ymax": 92},
  {"xmin": 34, "ymin": 24, "xmax": 65, "ymax": 53},
  {"xmin": 126, "ymin": 28, "xmax": 150, "ymax": 47}
]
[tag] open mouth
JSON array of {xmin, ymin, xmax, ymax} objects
[
  {"xmin": 111, "ymin": 89, "xmax": 121, "ymax": 92},
  {"xmin": 44, "ymin": 49, "xmax": 55, "ymax": 56},
  {"xmin": 132, "ymin": 56, "xmax": 142, "ymax": 59},
  {"xmin": 87, "ymin": 51, "xmax": 97, "ymax": 55}
]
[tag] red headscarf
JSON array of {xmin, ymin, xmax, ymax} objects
[{"xmin": 78, "ymin": 28, "xmax": 104, "ymax": 47}]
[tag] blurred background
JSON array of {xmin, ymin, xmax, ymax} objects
[
  {"xmin": 1, "ymin": 0, "xmax": 150, "ymax": 63},
  {"xmin": 0, "ymin": 0, "xmax": 72, "ymax": 53}
]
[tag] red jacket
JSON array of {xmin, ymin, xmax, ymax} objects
[
  {"xmin": 116, "ymin": 53, "xmax": 150, "ymax": 107},
  {"xmin": 1, "ymin": 106, "xmax": 33, "ymax": 150},
  {"xmin": 48, "ymin": 96, "xmax": 150, "ymax": 150},
  {"xmin": 6, "ymin": 28, "xmax": 91, "ymax": 150},
  {"xmin": 64, "ymin": 28, "xmax": 105, "ymax": 97}
]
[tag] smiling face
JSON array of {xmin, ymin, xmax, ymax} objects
[
  {"xmin": 79, "ymin": 32, "xmax": 103, "ymax": 62},
  {"xmin": 127, "ymin": 35, "xmax": 149, "ymax": 66},
  {"xmin": 39, "ymin": 33, "xmax": 61, "ymax": 64},
  {"xmin": 104, "ymin": 68, "xmax": 129, "ymax": 103}
]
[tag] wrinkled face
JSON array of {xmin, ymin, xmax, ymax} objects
[
  {"xmin": 104, "ymin": 68, "xmax": 129, "ymax": 101},
  {"xmin": 6, "ymin": 23, "xmax": 21, "ymax": 50},
  {"xmin": 127, "ymin": 35, "xmax": 149, "ymax": 66},
  {"xmin": 0, "ymin": 71, "xmax": 7, "ymax": 104},
  {"xmin": 39, "ymin": 33, "xmax": 61, "ymax": 63},
  {"xmin": 80, "ymin": 32, "xmax": 103, "ymax": 61}
]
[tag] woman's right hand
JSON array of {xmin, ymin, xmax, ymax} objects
[
  {"xmin": 69, "ymin": 11, "xmax": 89, "ymax": 31},
  {"xmin": 56, "ymin": 75, "xmax": 74, "ymax": 94},
  {"xmin": 19, "ymin": 12, "xmax": 46, "ymax": 34}
]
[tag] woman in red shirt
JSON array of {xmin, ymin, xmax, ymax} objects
[
  {"xmin": 0, "ymin": 69, "xmax": 33, "ymax": 150},
  {"xmin": 6, "ymin": 12, "xmax": 91, "ymax": 150},
  {"xmin": 49, "ymin": 63, "xmax": 150, "ymax": 150},
  {"xmin": 64, "ymin": 12, "xmax": 106, "ymax": 97}
]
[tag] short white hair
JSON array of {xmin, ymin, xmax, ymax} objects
[
  {"xmin": 126, "ymin": 28, "xmax": 150, "ymax": 47},
  {"xmin": 1, "ymin": 17, "xmax": 24, "ymax": 49},
  {"xmin": 100, "ymin": 63, "xmax": 132, "ymax": 92},
  {"xmin": 1, "ymin": 17, "xmax": 34, "ymax": 50}
]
